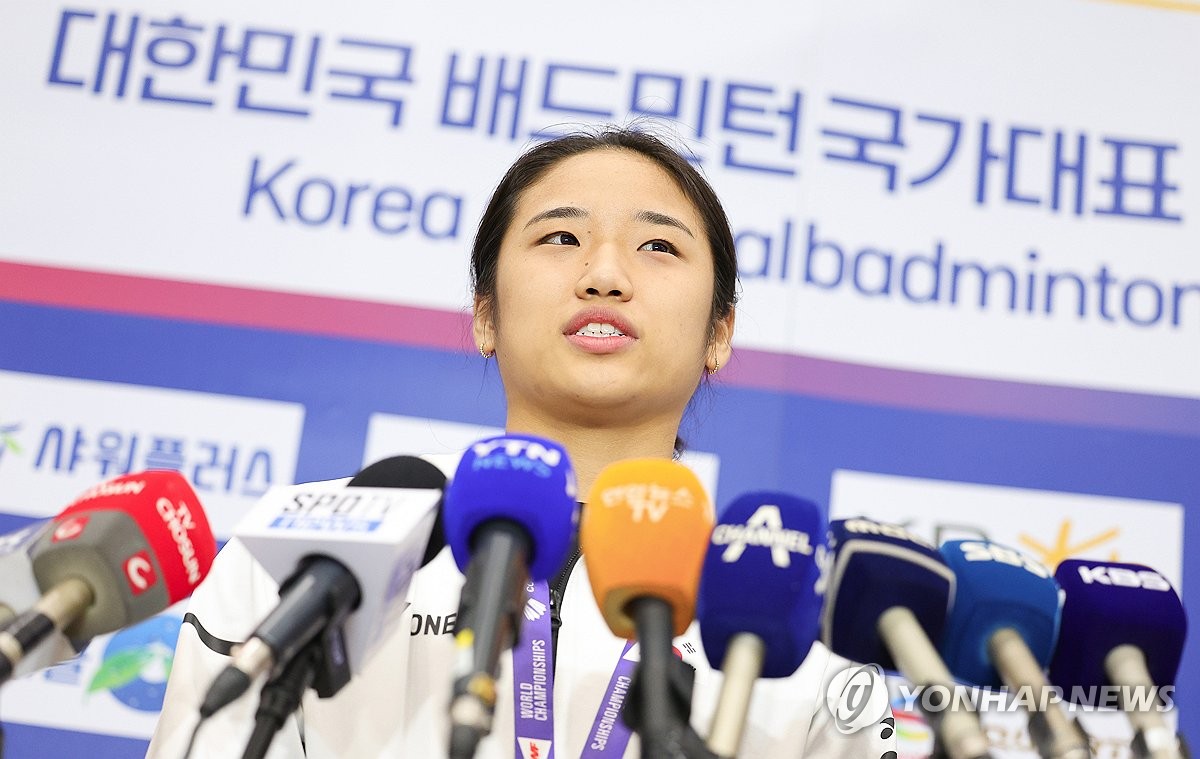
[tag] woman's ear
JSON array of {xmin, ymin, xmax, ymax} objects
[
  {"xmin": 708, "ymin": 308, "xmax": 735, "ymax": 372},
  {"xmin": 473, "ymin": 294, "xmax": 496, "ymax": 355}
]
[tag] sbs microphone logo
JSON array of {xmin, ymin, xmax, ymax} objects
[{"xmin": 826, "ymin": 663, "xmax": 889, "ymax": 734}]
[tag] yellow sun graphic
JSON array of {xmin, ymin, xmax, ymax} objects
[{"xmin": 1018, "ymin": 520, "xmax": 1120, "ymax": 572}]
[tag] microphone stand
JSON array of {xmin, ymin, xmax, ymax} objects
[{"xmin": 240, "ymin": 620, "xmax": 353, "ymax": 759}]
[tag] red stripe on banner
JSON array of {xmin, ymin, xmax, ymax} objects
[
  {"xmin": 0, "ymin": 260, "xmax": 473, "ymax": 352},
  {"xmin": 2, "ymin": 260, "xmax": 1197, "ymax": 435}
]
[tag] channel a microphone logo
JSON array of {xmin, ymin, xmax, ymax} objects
[{"xmin": 826, "ymin": 663, "xmax": 890, "ymax": 734}]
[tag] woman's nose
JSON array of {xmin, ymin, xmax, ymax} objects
[{"xmin": 575, "ymin": 243, "xmax": 633, "ymax": 300}]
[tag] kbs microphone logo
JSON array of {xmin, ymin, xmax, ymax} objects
[
  {"xmin": 123, "ymin": 551, "xmax": 158, "ymax": 594},
  {"xmin": 599, "ymin": 483, "xmax": 695, "ymax": 523},
  {"xmin": 52, "ymin": 515, "xmax": 89, "ymax": 542},
  {"xmin": 826, "ymin": 663, "xmax": 890, "ymax": 734},
  {"xmin": 1076, "ymin": 564, "xmax": 1171, "ymax": 591},
  {"xmin": 711, "ymin": 504, "xmax": 814, "ymax": 567}
]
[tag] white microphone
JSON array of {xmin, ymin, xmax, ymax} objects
[{"xmin": 200, "ymin": 456, "xmax": 444, "ymax": 718}]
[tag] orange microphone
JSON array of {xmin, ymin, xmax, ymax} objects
[{"xmin": 582, "ymin": 458, "xmax": 715, "ymax": 759}]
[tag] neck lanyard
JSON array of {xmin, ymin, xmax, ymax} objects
[
  {"xmin": 511, "ymin": 586, "xmax": 639, "ymax": 759},
  {"xmin": 512, "ymin": 580, "xmax": 555, "ymax": 759}
]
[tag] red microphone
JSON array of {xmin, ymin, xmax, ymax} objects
[{"xmin": 0, "ymin": 470, "xmax": 217, "ymax": 683}]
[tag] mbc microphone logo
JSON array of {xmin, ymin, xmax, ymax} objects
[{"xmin": 826, "ymin": 663, "xmax": 889, "ymax": 734}]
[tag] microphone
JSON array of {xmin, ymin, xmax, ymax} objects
[
  {"xmin": 0, "ymin": 470, "xmax": 217, "ymax": 683},
  {"xmin": 582, "ymin": 458, "xmax": 714, "ymax": 759},
  {"xmin": 823, "ymin": 518, "xmax": 992, "ymax": 759},
  {"xmin": 1049, "ymin": 559, "xmax": 1188, "ymax": 759},
  {"xmin": 443, "ymin": 435, "xmax": 578, "ymax": 759},
  {"xmin": 695, "ymin": 492, "xmax": 826, "ymax": 758},
  {"xmin": 200, "ymin": 455, "xmax": 445, "ymax": 718},
  {"xmin": 938, "ymin": 540, "xmax": 1088, "ymax": 759}
]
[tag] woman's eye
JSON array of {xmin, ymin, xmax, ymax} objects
[
  {"xmin": 639, "ymin": 239, "xmax": 677, "ymax": 255},
  {"xmin": 541, "ymin": 232, "xmax": 579, "ymax": 246}
]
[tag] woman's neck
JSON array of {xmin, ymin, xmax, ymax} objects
[{"xmin": 504, "ymin": 407, "xmax": 679, "ymax": 497}]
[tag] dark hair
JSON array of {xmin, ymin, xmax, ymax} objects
[
  {"xmin": 471, "ymin": 126, "xmax": 739, "ymax": 329},
  {"xmin": 471, "ymin": 126, "xmax": 740, "ymax": 457}
]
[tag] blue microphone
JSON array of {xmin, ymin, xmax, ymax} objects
[
  {"xmin": 443, "ymin": 434, "xmax": 578, "ymax": 759},
  {"xmin": 939, "ymin": 540, "xmax": 1087, "ymax": 759},
  {"xmin": 695, "ymin": 492, "xmax": 826, "ymax": 757},
  {"xmin": 1050, "ymin": 559, "xmax": 1187, "ymax": 759}
]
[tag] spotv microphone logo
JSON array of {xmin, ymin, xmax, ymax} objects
[{"xmin": 826, "ymin": 663, "xmax": 890, "ymax": 734}]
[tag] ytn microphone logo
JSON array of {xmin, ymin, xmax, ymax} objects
[
  {"xmin": 123, "ymin": 551, "xmax": 158, "ymax": 595},
  {"xmin": 52, "ymin": 515, "xmax": 89, "ymax": 542},
  {"xmin": 826, "ymin": 663, "xmax": 890, "ymax": 734},
  {"xmin": 711, "ymin": 504, "xmax": 814, "ymax": 567}
]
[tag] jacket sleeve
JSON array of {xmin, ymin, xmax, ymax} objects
[
  {"xmin": 802, "ymin": 649, "xmax": 898, "ymax": 759},
  {"xmin": 146, "ymin": 538, "xmax": 307, "ymax": 759}
]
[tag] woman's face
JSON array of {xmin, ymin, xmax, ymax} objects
[{"xmin": 476, "ymin": 148, "xmax": 733, "ymax": 428}]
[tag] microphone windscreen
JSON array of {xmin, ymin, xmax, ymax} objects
[
  {"xmin": 938, "ymin": 540, "xmax": 1060, "ymax": 686},
  {"xmin": 35, "ymin": 470, "xmax": 217, "ymax": 640},
  {"xmin": 349, "ymin": 455, "xmax": 447, "ymax": 567},
  {"xmin": 1049, "ymin": 559, "xmax": 1186, "ymax": 696},
  {"xmin": 581, "ymin": 458, "xmax": 713, "ymax": 638},
  {"xmin": 823, "ymin": 518, "xmax": 954, "ymax": 669},
  {"xmin": 443, "ymin": 434, "xmax": 578, "ymax": 581},
  {"xmin": 696, "ymin": 492, "xmax": 826, "ymax": 677}
]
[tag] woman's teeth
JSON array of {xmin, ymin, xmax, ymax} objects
[{"xmin": 575, "ymin": 322, "xmax": 626, "ymax": 337}]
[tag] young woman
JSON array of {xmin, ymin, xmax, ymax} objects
[{"xmin": 149, "ymin": 128, "xmax": 894, "ymax": 758}]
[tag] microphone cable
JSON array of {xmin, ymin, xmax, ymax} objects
[{"xmin": 242, "ymin": 640, "xmax": 321, "ymax": 759}]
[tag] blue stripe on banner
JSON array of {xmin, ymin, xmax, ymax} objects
[
  {"xmin": 1, "ymin": 721, "xmax": 148, "ymax": 759},
  {"xmin": 0, "ymin": 298, "xmax": 1196, "ymax": 744}
]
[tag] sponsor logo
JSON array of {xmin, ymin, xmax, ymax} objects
[
  {"xmin": 826, "ymin": 663, "xmax": 890, "ymax": 734},
  {"xmin": 90, "ymin": 615, "xmax": 181, "ymax": 712},
  {"xmin": 1018, "ymin": 519, "xmax": 1121, "ymax": 571},
  {"xmin": 52, "ymin": 515, "xmax": 88, "ymax": 542},
  {"xmin": 524, "ymin": 596, "xmax": 548, "ymax": 622},
  {"xmin": 123, "ymin": 551, "xmax": 157, "ymax": 594},
  {"xmin": 155, "ymin": 496, "xmax": 202, "ymax": 585},
  {"xmin": 711, "ymin": 504, "xmax": 814, "ymax": 567},
  {"xmin": 0, "ymin": 421, "xmax": 22, "ymax": 464},
  {"xmin": 516, "ymin": 737, "xmax": 551, "ymax": 759}
]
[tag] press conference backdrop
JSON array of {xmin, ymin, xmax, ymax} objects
[{"xmin": 0, "ymin": 0, "xmax": 1196, "ymax": 756}]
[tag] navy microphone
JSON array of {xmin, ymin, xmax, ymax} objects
[
  {"xmin": 939, "ymin": 540, "xmax": 1088, "ymax": 759},
  {"xmin": 444, "ymin": 435, "xmax": 578, "ymax": 759},
  {"xmin": 823, "ymin": 518, "xmax": 992, "ymax": 759},
  {"xmin": 695, "ymin": 492, "xmax": 826, "ymax": 758},
  {"xmin": 1050, "ymin": 559, "xmax": 1188, "ymax": 759},
  {"xmin": 200, "ymin": 456, "xmax": 445, "ymax": 719}
]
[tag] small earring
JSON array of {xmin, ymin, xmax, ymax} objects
[
  {"xmin": 480, "ymin": 343, "xmax": 494, "ymax": 359},
  {"xmin": 707, "ymin": 358, "xmax": 720, "ymax": 375}
]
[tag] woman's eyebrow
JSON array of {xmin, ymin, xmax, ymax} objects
[
  {"xmin": 523, "ymin": 206, "xmax": 588, "ymax": 229},
  {"xmin": 635, "ymin": 210, "xmax": 695, "ymax": 239}
]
